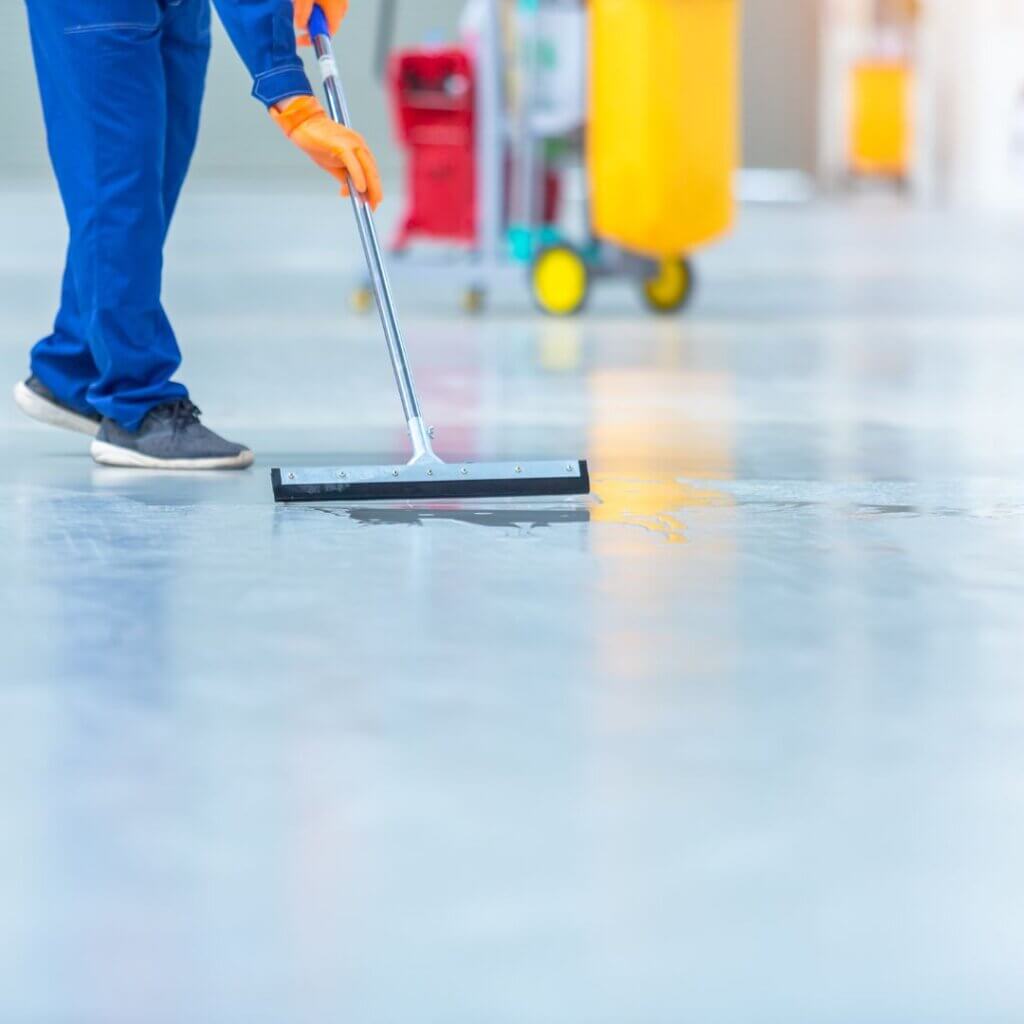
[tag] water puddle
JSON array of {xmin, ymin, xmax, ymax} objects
[
  {"xmin": 590, "ymin": 472, "xmax": 729, "ymax": 543},
  {"xmin": 303, "ymin": 474, "xmax": 731, "ymax": 545},
  {"xmin": 313, "ymin": 504, "xmax": 589, "ymax": 534}
]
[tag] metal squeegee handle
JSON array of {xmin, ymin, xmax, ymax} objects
[{"xmin": 307, "ymin": 4, "xmax": 438, "ymax": 463}]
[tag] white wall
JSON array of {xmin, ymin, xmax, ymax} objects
[
  {"xmin": 0, "ymin": 0, "xmax": 464, "ymax": 182},
  {"xmin": 742, "ymin": 0, "xmax": 823, "ymax": 173},
  {"xmin": 923, "ymin": 0, "xmax": 1024, "ymax": 209}
]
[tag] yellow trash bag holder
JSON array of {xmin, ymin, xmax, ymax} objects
[
  {"xmin": 849, "ymin": 59, "xmax": 913, "ymax": 180},
  {"xmin": 588, "ymin": 0, "xmax": 739, "ymax": 259}
]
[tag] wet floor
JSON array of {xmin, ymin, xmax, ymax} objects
[{"xmin": 3, "ymin": 188, "xmax": 1024, "ymax": 1022}]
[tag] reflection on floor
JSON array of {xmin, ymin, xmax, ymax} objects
[{"xmin": 3, "ymin": 188, "xmax": 1024, "ymax": 1023}]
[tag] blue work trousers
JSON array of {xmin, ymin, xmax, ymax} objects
[{"xmin": 25, "ymin": 0, "xmax": 211, "ymax": 429}]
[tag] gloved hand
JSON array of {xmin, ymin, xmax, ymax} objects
[
  {"xmin": 294, "ymin": 0, "xmax": 349, "ymax": 45},
  {"xmin": 271, "ymin": 96, "xmax": 383, "ymax": 209}
]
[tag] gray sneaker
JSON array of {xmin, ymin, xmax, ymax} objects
[
  {"xmin": 13, "ymin": 375, "xmax": 102, "ymax": 437},
  {"xmin": 91, "ymin": 399, "xmax": 254, "ymax": 470}
]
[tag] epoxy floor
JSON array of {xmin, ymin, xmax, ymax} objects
[{"xmin": 3, "ymin": 187, "xmax": 1024, "ymax": 1022}]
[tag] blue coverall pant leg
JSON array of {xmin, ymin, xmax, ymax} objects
[{"xmin": 25, "ymin": 0, "xmax": 211, "ymax": 429}]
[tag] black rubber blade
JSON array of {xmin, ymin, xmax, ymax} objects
[{"xmin": 271, "ymin": 460, "xmax": 590, "ymax": 503}]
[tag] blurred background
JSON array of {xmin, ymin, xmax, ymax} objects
[
  {"xmin": 3, "ymin": 2, "xmax": 1024, "ymax": 1022},
  {"xmin": 2, "ymin": 0, "xmax": 1022, "ymax": 207},
  {"xmin": 5, "ymin": 0, "xmax": 1020, "ymax": 321}
]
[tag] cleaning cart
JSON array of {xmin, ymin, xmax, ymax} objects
[
  {"xmin": 353, "ymin": 0, "xmax": 739, "ymax": 317},
  {"xmin": 389, "ymin": 47, "xmax": 477, "ymax": 250}
]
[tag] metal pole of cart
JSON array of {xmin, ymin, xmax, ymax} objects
[
  {"xmin": 475, "ymin": 0, "xmax": 507, "ymax": 271},
  {"xmin": 511, "ymin": 0, "xmax": 541, "ymax": 259},
  {"xmin": 374, "ymin": 0, "xmax": 399, "ymax": 82}
]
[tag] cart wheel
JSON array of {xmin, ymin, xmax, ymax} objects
[
  {"xmin": 349, "ymin": 285, "xmax": 373, "ymax": 315},
  {"xmin": 642, "ymin": 257, "xmax": 695, "ymax": 315},
  {"xmin": 461, "ymin": 287, "xmax": 486, "ymax": 315},
  {"xmin": 531, "ymin": 245, "xmax": 589, "ymax": 317}
]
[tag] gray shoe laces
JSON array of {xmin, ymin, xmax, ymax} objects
[{"xmin": 152, "ymin": 399, "xmax": 203, "ymax": 432}]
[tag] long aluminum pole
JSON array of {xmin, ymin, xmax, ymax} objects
[{"xmin": 311, "ymin": 29, "xmax": 439, "ymax": 463}]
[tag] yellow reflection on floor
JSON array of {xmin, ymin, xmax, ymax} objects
[
  {"xmin": 591, "ymin": 473, "xmax": 727, "ymax": 544},
  {"xmin": 587, "ymin": 366, "xmax": 735, "ymax": 544},
  {"xmin": 537, "ymin": 322, "xmax": 585, "ymax": 373},
  {"xmin": 580, "ymin": 360, "xmax": 739, "ymax": 725}
]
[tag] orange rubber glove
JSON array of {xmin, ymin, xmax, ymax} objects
[
  {"xmin": 271, "ymin": 96, "xmax": 383, "ymax": 210},
  {"xmin": 294, "ymin": 0, "xmax": 349, "ymax": 45}
]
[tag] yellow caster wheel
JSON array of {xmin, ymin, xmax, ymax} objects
[
  {"xmin": 531, "ymin": 245, "xmax": 589, "ymax": 317},
  {"xmin": 349, "ymin": 285, "xmax": 373, "ymax": 315},
  {"xmin": 461, "ymin": 287, "xmax": 486, "ymax": 314},
  {"xmin": 642, "ymin": 257, "xmax": 695, "ymax": 315}
]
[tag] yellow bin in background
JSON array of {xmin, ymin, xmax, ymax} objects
[
  {"xmin": 849, "ymin": 60, "xmax": 913, "ymax": 179},
  {"xmin": 588, "ymin": 0, "xmax": 739, "ymax": 259}
]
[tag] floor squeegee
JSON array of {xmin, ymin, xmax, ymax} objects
[{"xmin": 271, "ymin": 5, "xmax": 590, "ymax": 503}]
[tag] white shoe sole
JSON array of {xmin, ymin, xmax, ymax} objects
[
  {"xmin": 90, "ymin": 439, "xmax": 255, "ymax": 471},
  {"xmin": 13, "ymin": 380, "xmax": 100, "ymax": 437}
]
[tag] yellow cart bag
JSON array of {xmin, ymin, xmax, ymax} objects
[
  {"xmin": 588, "ymin": 0, "xmax": 739, "ymax": 259},
  {"xmin": 849, "ymin": 60, "xmax": 913, "ymax": 178}
]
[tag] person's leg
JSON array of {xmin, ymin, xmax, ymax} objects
[
  {"xmin": 28, "ymin": 256, "xmax": 99, "ymax": 418},
  {"xmin": 24, "ymin": 0, "xmax": 188, "ymax": 431},
  {"xmin": 160, "ymin": 0, "xmax": 212, "ymax": 226}
]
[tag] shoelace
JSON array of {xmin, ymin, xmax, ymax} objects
[{"xmin": 152, "ymin": 399, "xmax": 203, "ymax": 432}]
